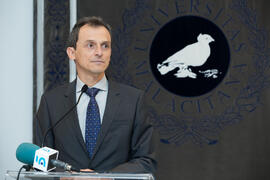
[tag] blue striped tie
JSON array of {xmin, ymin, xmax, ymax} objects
[{"xmin": 85, "ymin": 87, "xmax": 101, "ymax": 158}]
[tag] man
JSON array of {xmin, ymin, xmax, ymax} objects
[{"xmin": 34, "ymin": 16, "xmax": 156, "ymax": 174}]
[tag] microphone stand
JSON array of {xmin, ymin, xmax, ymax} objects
[{"xmin": 41, "ymin": 85, "xmax": 88, "ymax": 147}]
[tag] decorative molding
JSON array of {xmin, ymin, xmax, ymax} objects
[{"xmin": 44, "ymin": 0, "xmax": 70, "ymax": 92}]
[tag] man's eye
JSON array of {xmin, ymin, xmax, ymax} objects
[
  {"xmin": 87, "ymin": 43, "xmax": 95, "ymax": 48},
  {"xmin": 102, "ymin": 44, "xmax": 110, "ymax": 49}
]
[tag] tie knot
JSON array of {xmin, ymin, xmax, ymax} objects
[{"xmin": 86, "ymin": 87, "xmax": 100, "ymax": 97}]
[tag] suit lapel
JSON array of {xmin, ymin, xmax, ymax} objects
[
  {"xmin": 91, "ymin": 81, "xmax": 121, "ymax": 159},
  {"xmin": 64, "ymin": 80, "xmax": 90, "ymax": 157},
  {"xmin": 63, "ymin": 80, "xmax": 122, "ymax": 161}
]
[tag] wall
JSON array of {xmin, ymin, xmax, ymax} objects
[{"xmin": 0, "ymin": 0, "xmax": 33, "ymax": 178}]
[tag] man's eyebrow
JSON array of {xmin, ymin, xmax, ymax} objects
[
  {"xmin": 101, "ymin": 41, "xmax": 111, "ymax": 44},
  {"xmin": 84, "ymin": 40, "xmax": 111, "ymax": 44},
  {"xmin": 84, "ymin": 40, "xmax": 96, "ymax": 43}
]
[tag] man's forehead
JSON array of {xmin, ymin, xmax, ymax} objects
[
  {"xmin": 79, "ymin": 25, "xmax": 110, "ymax": 36},
  {"xmin": 77, "ymin": 25, "xmax": 111, "ymax": 42}
]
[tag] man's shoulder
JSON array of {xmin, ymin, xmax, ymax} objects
[
  {"xmin": 43, "ymin": 81, "xmax": 74, "ymax": 98},
  {"xmin": 110, "ymin": 81, "xmax": 143, "ymax": 95}
]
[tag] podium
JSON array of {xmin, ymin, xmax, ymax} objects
[{"xmin": 5, "ymin": 170, "xmax": 155, "ymax": 180}]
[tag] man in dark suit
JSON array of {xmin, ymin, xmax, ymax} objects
[{"xmin": 34, "ymin": 16, "xmax": 156, "ymax": 174}]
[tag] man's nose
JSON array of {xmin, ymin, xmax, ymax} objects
[{"xmin": 95, "ymin": 45, "xmax": 103, "ymax": 56}]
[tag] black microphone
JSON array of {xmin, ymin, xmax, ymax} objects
[
  {"xmin": 41, "ymin": 84, "xmax": 88, "ymax": 147},
  {"xmin": 50, "ymin": 159, "xmax": 79, "ymax": 172}
]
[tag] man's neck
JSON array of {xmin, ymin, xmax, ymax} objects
[{"xmin": 77, "ymin": 73, "xmax": 105, "ymax": 87}]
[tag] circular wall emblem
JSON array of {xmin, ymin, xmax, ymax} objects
[
  {"xmin": 150, "ymin": 16, "xmax": 230, "ymax": 97},
  {"xmin": 110, "ymin": 1, "xmax": 269, "ymax": 147}
]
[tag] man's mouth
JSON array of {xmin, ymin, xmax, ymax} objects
[{"xmin": 91, "ymin": 60, "xmax": 105, "ymax": 64}]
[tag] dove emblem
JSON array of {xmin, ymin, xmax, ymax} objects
[{"xmin": 157, "ymin": 33, "xmax": 215, "ymax": 78}]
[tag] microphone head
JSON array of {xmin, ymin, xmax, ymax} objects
[
  {"xmin": 16, "ymin": 143, "xmax": 40, "ymax": 165},
  {"xmin": 81, "ymin": 84, "xmax": 88, "ymax": 93}
]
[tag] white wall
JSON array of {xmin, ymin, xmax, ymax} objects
[{"xmin": 0, "ymin": 0, "xmax": 33, "ymax": 178}]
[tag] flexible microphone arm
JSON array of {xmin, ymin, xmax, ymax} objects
[{"xmin": 41, "ymin": 85, "xmax": 88, "ymax": 147}]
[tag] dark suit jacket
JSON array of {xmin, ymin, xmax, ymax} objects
[{"xmin": 34, "ymin": 80, "xmax": 156, "ymax": 174}]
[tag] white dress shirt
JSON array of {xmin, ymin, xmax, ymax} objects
[{"xmin": 76, "ymin": 75, "xmax": 108, "ymax": 141}]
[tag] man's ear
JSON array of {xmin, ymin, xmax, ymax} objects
[{"xmin": 66, "ymin": 47, "xmax": 76, "ymax": 60}]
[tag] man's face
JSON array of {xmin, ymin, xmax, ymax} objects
[{"xmin": 67, "ymin": 25, "xmax": 111, "ymax": 79}]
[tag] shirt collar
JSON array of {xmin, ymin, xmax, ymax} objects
[{"xmin": 76, "ymin": 75, "xmax": 108, "ymax": 93}]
